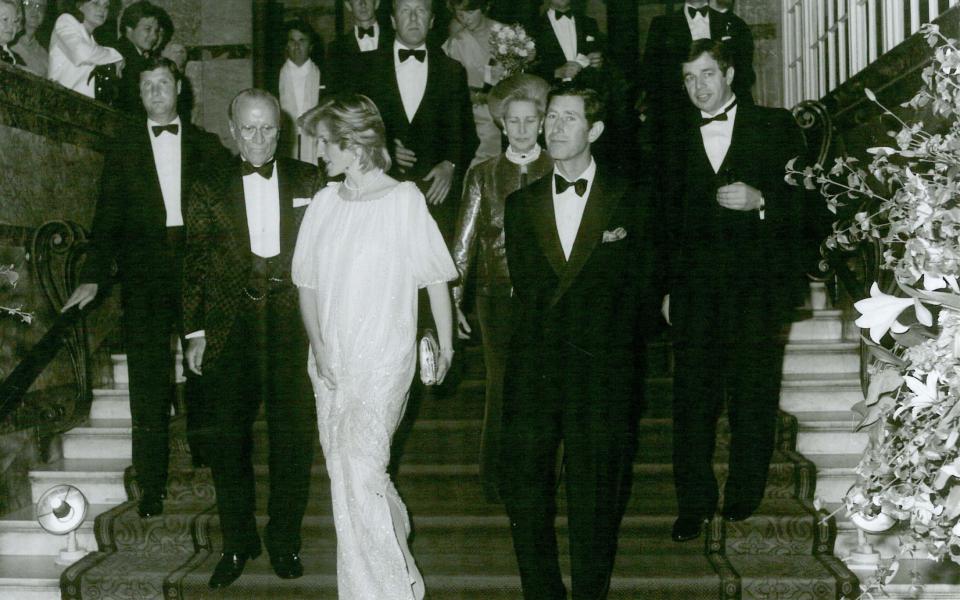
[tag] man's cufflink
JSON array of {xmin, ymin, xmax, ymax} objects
[{"xmin": 758, "ymin": 193, "xmax": 766, "ymax": 220}]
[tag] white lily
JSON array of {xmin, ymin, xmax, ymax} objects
[{"xmin": 855, "ymin": 282, "xmax": 914, "ymax": 343}]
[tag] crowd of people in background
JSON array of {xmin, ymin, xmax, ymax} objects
[{"xmin": 2, "ymin": 0, "xmax": 812, "ymax": 598}]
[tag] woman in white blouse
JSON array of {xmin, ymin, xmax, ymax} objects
[{"xmin": 48, "ymin": 0, "xmax": 121, "ymax": 98}]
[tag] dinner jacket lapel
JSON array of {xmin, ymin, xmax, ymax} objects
[
  {"xmin": 552, "ymin": 166, "xmax": 621, "ymax": 306},
  {"xmin": 529, "ymin": 177, "xmax": 566, "ymax": 278}
]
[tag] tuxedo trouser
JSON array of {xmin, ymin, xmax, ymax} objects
[
  {"xmin": 476, "ymin": 295, "xmax": 513, "ymax": 502},
  {"xmin": 202, "ymin": 291, "xmax": 317, "ymax": 556},
  {"xmin": 122, "ymin": 228, "xmax": 212, "ymax": 495},
  {"xmin": 499, "ymin": 363, "xmax": 637, "ymax": 600},
  {"xmin": 671, "ymin": 334, "xmax": 786, "ymax": 519}
]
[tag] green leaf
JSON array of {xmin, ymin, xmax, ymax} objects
[{"xmin": 866, "ymin": 368, "xmax": 903, "ymax": 406}]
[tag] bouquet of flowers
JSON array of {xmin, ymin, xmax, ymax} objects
[
  {"xmin": 787, "ymin": 23, "xmax": 960, "ymax": 566},
  {"xmin": 489, "ymin": 23, "xmax": 535, "ymax": 77},
  {"xmin": 0, "ymin": 264, "xmax": 31, "ymax": 324}
]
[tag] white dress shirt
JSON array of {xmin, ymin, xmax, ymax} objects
[
  {"xmin": 48, "ymin": 13, "xmax": 123, "ymax": 98},
  {"xmin": 147, "ymin": 118, "xmax": 184, "ymax": 227},
  {"xmin": 699, "ymin": 96, "xmax": 736, "ymax": 173},
  {"xmin": 547, "ymin": 8, "xmax": 591, "ymax": 69},
  {"xmin": 279, "ymin": 58, "xmax": 322, "ymax": 164},
  {"xmin": 685, "ymin": 3, "xmax": 712, "ymax": 40},
  {"xmin": 394, "ymin": 40, "xmax": 428, "ymax": 122},
  {"xmin": 242, "ymin": 162, "xmax": 282, "ymax": 258},
  {"xmin": 355, "ymin": 23, "xmax": 380, "ymax": 52},
  {"xmin": 553, "ymin": 158, "xmax": 597, "ymax": 260}
]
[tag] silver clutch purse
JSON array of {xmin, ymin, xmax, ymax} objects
[{"xmin": 419, "ymin": 328, "xmax": 439, "ymax": 385}]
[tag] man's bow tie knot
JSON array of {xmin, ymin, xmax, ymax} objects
[
  {"xmin": 555, "ymin": 174, "xmax": 588, "ymax": 197},
  {"xmin": 398, "ymin": 48, "xmax": 426, "ymax": 62},
  {"xmin": 687, "ymin": 5, "xmax": 709, "ymax": 18},
  {"xmin": 152, "ymin": 123, "xmax": 179, "ymax": 137},
  {"xmin": 0, "ymin": 46, "xmax": 15, "ymax": 64},
  {"xmin": 554, "ymin": 9, "xmax": 572, "ymax": 20},
  {"xmin": 699, "ymin": 100, "xmax": 737, "ymax": 127},
  {"xmin": 358, "ymin": 25, "xmax": 375, "ymax": 39},
  {"xmin": 241, "ymin": 160, "xmax": 275, "ymax": 179}
]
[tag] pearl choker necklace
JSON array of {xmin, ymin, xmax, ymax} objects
[{"xmin": 505, "ymin": 144, "xmax": 542, "ymax": 167}]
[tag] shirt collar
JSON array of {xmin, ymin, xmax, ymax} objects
[
  {"xmin": 548, "ymin": 8, "xmax": 574, "ymax": 22},
  {"xmin": 554, "ymin": 157, "xmax": 596, "ymax": 186},
  {"xmin": 147, "ymin": 116, "xmax": 182, "ymax": 133},
  {"xmin": 355, "ymin": 22, "xmax": 379, "ymax": 35},
  {"xmin": 283, "ymin": 58, "xmax": 315, "ymax": 75},
  {"xmin": 701, "ymin": 94, "xmax": 737, "ymax": 119},
  {"xmin": 394, "ymin": 39, "xmax": 427, "ymax": 54},
  {"xmin": 685, "ymin": 2, "xmax": 710, "ymax": 19}
]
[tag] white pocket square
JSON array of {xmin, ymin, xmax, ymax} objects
[
  {"xmin": 722, "ymin": 35, "xmax": 732, "ymax": 41},
  {"xmin": 586, "ymin": 35, "xmax": 596, "ymax": 42},
  {"xmin": 602, "ymin": 227, "xmax": 627, "ymax": 243},
  {"xmin": 293, "ymin": 196, "xmax": 312, "ymax": 208}
]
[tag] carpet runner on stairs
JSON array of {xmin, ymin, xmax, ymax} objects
[{"xmin": 61, "ymin": 341, "xmax": 858, "ymax": 599}]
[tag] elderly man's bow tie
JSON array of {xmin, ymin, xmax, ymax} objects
[
  {"xmin": 554, "ymin": 9, "xmax": 572, "ymax": 20},
  {"xmin": 555, "ymin": 174, "xmax": 588, "ymax": 196},
  {"xmin": 152, "ymin": 123, "xmax": 179, "ymax": 137},
  {"xmin": 398, "ymin": 48, "xmax": 426, "ymax": 62},
  {"xmin": 0, "ymin": 46, "xmax": 16, "ymax": 64},
  {"xmin": 357, "ymin": 26, "xmax": 375, "ymax": 39},
  {"xmin": 687, "ymin": 5, "xmax": 709, "ymax": 18},
  {"xmin": 699, "ymin": 100, "xmax": 737, "ymax": 127},
  {"xmin": 241, "ymin": 160, "xmax": 275, "ymax": 179}
]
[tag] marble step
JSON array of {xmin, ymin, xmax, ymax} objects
[
  {"xmin": 61, "ymin": 420, "xmax": 134, "ymax": 460},
  {"xmin": 29, "ymin": 459, "xmax": 129, "ymax": 505},
  {"xmin": 795, "ymin": 411, "xmax": 868, "ymax": 457},
  {"xmin": 0, "ymin": 556, "xmax": 64, "ymax": 600},
  {"xmin": 779, "ymin": 372, "xmax": 863, "ymax": 414},
  {"xmin": 89, "ymin": 387, "xmax": 130, "ymax": 420},
  {"xmin": 782, "ymin": 341, "xmax": 860, "ymax": 375},
  {"xmin": 804, "ymin": 453, "xmax": 860, "ymax": 503},
  {"xmin": 0, "ymin": 504, "xmax": 112, "ymax": 556},
  {"xmin": 787, "ymin": 309, "xmax": 844, "ymax": 341}
]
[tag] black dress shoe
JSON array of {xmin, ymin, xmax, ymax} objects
[
  {"xmin": 137, "ymin": 493, "xmax": 164, "ymax": 518},
  {"xmin": 270, "ymin": 551, "xmax": 304, "ymax": 579},
  {"xmin": 208, "ymin": 550, "xmax": 260, "ymax": 589},
  {"xmin": 722, "ymin": 502, "xmax": 758, "ymax": 522},
  {"xmin": 671, "ymin": 515, "xmax": 708, "ymax": 542}
]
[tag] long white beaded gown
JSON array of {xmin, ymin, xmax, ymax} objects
[{"xmin": 291, "ymin": 181, "xmax": 457, "ymax": 599}]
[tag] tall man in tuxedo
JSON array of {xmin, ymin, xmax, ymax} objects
[
  {"xmin": 349, "ymin": 0, "xmax": 476, "ymax": 241},
  {"xmin": 183, "ymin": 89, "xmax": 319, "ymax": 590},
  {"xmin": 530, "ymin": 0, "xmax": 604, "ymax": 83},
  {"xmin": 500, "ymin": 83, "xmax": 658, "ymax": 600},
  {"xmin": 63, "ymin": 57, "xmax": 224, "ymax": 519},
  {"xmin": 665, "ymin": 39, "xmax": 806, "ymax": 542}
]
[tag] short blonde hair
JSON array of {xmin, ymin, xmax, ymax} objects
[
  {"xmin": 487, "ymin": 73, "xmax": 550, "ymax": 127},
  {"xmin": 299, "ymin": 94, "xmax": 391, "ymax": 172}
]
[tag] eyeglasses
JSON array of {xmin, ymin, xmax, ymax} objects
[{"xmin": 237, "ymin": 124, "xmax": 279, "ymax": 140}]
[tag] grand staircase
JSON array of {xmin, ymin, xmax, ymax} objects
[{"xmin": 0, "ymin": 283, "xmax": 864, "ymax": 599}]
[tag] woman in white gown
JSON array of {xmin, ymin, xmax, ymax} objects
[{"xmin": 291, "ymin": 94, "xmax": 457, "ymax": 600}]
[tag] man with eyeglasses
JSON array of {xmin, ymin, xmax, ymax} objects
[{"xmin": 182, "ymin": 88, "xmax": 321, "ymax": 590}]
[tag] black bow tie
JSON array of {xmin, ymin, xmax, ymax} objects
[
  {"xmin": 358, "ymin": 25, "xmax": 375, "ymax": 39},
  {"xmin": 151, "ymin": 123, "xmax": 179, "ymax": 137},
  {"xmin": 554, "ymin": 9, "xmax": 572, "ymax": 20},
  {"xmin": 398, "ymin": 48, "xmax": 426, "ymax": 62},
  {"xmin": 687, "ymin": 5, "xmax": 709, "ymax": 18},
  {"xmin": 241, "ymin": 160, "xmax": 275, "ymax": 179},
  {"xmin": 555, "ymin": 174, "xmax": 588, "ymax": 196},
  {"xmin": 699, "ymin": 100, "xmax": 737, "ymax": 127},
  {"xmin": 0, "ymin": 46, "xmax": 16, "ymax": 64}
]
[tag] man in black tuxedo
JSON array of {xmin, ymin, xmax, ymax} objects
[
  {"xmin": 348, "ymin": 0, "xmax": 476, "ymax": 240},
  {"xmin": 183, "ymin": 89, "xmax": 319, "ymax": 590},
  {"xmin": 500, "ymin": 83, "xmax": 658, "ymax": 600},
  {"xmin": 63, "ymin": 57, "xmax": 224, "ymax": 519},
  {"xmin": 326, "ymin": 0, "xmax": 393, "ymax": 80},
  {"xmin": 114, "ymin": 1, "xmax": 161, "ymax": 114},
  {"xmin": 530, "ymin": 0, "xmax": 604, "ymax": 83},
  {"xmin": 665, "ymin": 39, "xmax": 806, "ymax": 543}
]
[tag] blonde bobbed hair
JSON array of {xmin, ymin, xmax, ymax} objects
[{"xmin": 299, "ymin": 94, "xmax": 392, "ymax": 172}]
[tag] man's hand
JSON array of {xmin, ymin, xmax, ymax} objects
[
  {"xmin": 186, "ymin": 337, "xmax": 206, "ymax": 376},
  {"xmin": 716, "ymin": 182, "xmax": 763, "ymax": 211},
  {"xmin": 554, "ymin": 61, "xmax": 583, "ymax": 81},
  {"xmin": 423, "ymin": 161, "xmax": 455, "ymax": 205},
  {"xmin": 394, "ymin": 139, "xmax": 417, "ymax": 172},
  {"xmin": 661, "ymin": 294, "xmax": 671, "ymax": 326},
  {"xmin": 587, "ymin": 51, "xmax": 603, "ymax": 69},
  {"xmin": 455, "ymin": 304, "xmax": 472, "ymax": 339},
  {"xmin": 62, "ymin": 283, "xmax": 98, "ymax": 312}
]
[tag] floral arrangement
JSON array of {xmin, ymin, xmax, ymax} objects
[
  {"xmin": 786, "ymin": 23, "xmax": 960, "ymax": 568},
  {"xmin": 0, "ymin": 264, "xmax": 31, "ymax": 324},
  {"xmin": 489, "ymin": 23, "xmax": 535, "ymax": 77}
]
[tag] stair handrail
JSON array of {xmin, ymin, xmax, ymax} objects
[{"xmin": 0, "ymin": 220, "xmax": 94, "ymax": 435}]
